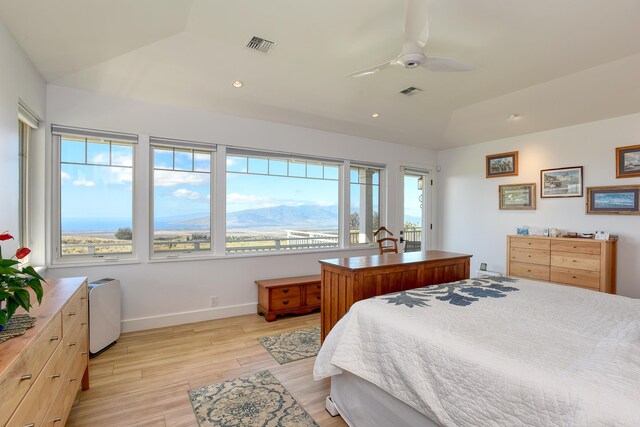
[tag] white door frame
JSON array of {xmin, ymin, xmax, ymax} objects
[{"xmin": 398, "ymin": 163, "xmax": 434, "ymax": 252}]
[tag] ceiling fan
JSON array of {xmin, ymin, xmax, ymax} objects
[{"xmin": 346, "ymin": 0, "xmax": 477, "ymax": 78}]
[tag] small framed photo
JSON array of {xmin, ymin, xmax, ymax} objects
[
  {"xmin": 586, "ymin": 186, "xmax": 640, "ymax": 215},
  {"xmin": 616, "ymin": 144, "xmax": 640, "ymax": 178},
  {"xmin": 486, "ymin": 151, "xmax": 518, "ymax": 178},
  {"xmin": 541, "ymin": 166, "xmax": 583, "ymax": 198},
  {"xmin": 499, "ymin": 183, "xmax": 536, "ymax": 210}
]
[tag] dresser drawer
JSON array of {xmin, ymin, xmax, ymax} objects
[
  {"xmin": 510, "ymin": 237, "xmax": 550, "ymax": 251},
  {"xmin": 305, "ymin": 283, "xmax": 321, "ymax": 297},
  {"xmin": 551, "ymin": 252, "xmax": 601, "ymax": 271},
  {"xmin": 271, "ymin": 296, "xmax": 301, "ymax": 310},
  {"xmin": 270, "ymin": 285, "xmax": 301, "ymax": 299},
  {"xmin": 41, "ymin": 372, "xmax": 76, "ymax": 427},
  {"xmin": 0, "ymin": 313, "xmax": 62, "ymax": 426},
  {"xmin": 510, "ymin": 262, "xmax": 550, "ymax": 281},
  {"xmin": 550, "ymin": 267, "xmax": 600, "ymax": 289},
  {"xmin": 509, "ymin": 247, "xmax": 550, "ymax": 266},
  {"xmin": 63, "ymin": 307, "xmax": 88, "ymax": 360},
  {"xmin": 8, "ymin": 338, "xmax": 68, "ymax": 427},
  {"xmin": 62, "ymin": 285, "xmax": 87, "ymax": 335},
  {"xmin": 551, "ymin": 240, "xmax": 601, "ymax": 255}
]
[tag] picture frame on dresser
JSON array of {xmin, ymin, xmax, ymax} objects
[
  {"xmin": 540, "ymin": 166, "xmax": 583, "ymax": 198},
  {"xmin": 486, "ymin": 151, "xmax": 518, "ymax": 178},
  {"xmin": 586, "ymin": 185, "xmax": 640, "ymax": 215},
  {"xmin": 499, "ymin": 183, "xmax": 536, "ymax": 210},
  {"xmin": 616, "ymin": 144, "xmax": 640, "ymax": 178}
]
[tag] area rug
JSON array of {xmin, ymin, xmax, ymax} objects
[
  {"xmin": 257, "ymin": 327, "xmax": 320, "ymax": 364},
  {"xmin": 189, "ymin": 370, "xmax": 318, "ymax": 427}
]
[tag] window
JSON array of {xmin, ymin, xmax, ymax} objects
[
  {"xmin": 151, "ymin": 139, "xmax": 214, "ymax": 255},
  {"xmin": 53, "ymin": 126, "xmax": 136, "ymax": 260},
  {"xmin": 226, "ymin": 150, "xmax": 340, "ymax": 253},
  {"xmin": 18, "ymin": 104, "xmax": 39, "ymax": 251},
  {"xmin": 349, "ymin": 165, "xmax": 381, "ymax": 244}
]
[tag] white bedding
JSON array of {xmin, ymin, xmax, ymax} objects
[{"xmin": 314, "ymin": 277, "xmax": 640, "ymax": 426}]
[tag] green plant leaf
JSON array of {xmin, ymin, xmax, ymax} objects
[
  {"xmin": 0, "ymin": 290, "xmax": 11, "ymax": 300},
  {"xmin": 13, "ymin": 289, "xmax": 31, "ymax": 311},
  {"xmin": 6, "ymin": 297, "xmax": 18, "ymax": 319},
  {"xmin": 0, "ymin": 309, "xmax": 6, "ymax": 328},
  {"xmin": 0, "ymin": 266, "xmax": 22, "ymax": 275},
  {"xmin": 0, "ymin": 259, "xmax": 21, "ymax": 268},
  {"xmin": 27, "ymin": 279, "xmax": 44, "ymax": 304},
  {"xmin": 21, "ymin": 265, "xmax": 45, "ymax": 281}
]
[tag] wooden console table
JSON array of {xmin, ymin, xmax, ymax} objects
[{"xmin": 319, "ymin": 251, "xmax": 472, "ymax": 341}]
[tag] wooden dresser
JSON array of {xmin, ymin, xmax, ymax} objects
[
  {"xmin": 0, "ymin": 277, "xmax": 90, "ymax": 427},
  {"xmin": 319, "ymin": 251, "xmax": 472, "ymax": 341},
  {"xmin": 256, "ymin": 275, "xmax": 321, "ymax": 322},
  {"xmin": 507, "ymin": 235, "xmax": 616, "ymax": 293}
]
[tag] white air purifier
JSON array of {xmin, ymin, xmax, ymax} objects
[{"xmin": 88, "ymin": 278, "xmax": 121, "ymax": 357}]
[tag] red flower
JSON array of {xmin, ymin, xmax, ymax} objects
[
  {"xmin": 15, "ymin": 247, "xmax": 31, "ymax": 259},
  {"xmin": 0, "ymin": 232, "xmax": 13, "ymax": 241}
]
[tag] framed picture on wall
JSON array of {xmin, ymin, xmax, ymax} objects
[
  {"xmin": 486, "ymin": 151, "xmax": 518, "ymax": 178},
  {"xmin": 616, "ymin": 144, "xmax": 640, "ymax": 178},
  {"xmin": 540, "ymin": 166, "xmax": 583, "ymax": 198},
  {"xmin": 586, "ymin": 185, "xmax": 640, "ymax": 215},
  {"xmin": 499, "ymin": 183, "xmax": 536, "ymax": 210}
]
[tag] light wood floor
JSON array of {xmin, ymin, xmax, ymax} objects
[{"xmin": 67, "ymin": 312, "xmax": 347, "ymax": 427}]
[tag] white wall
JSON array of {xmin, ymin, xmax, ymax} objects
[
  {"xmin": 44, "ymin": 85, "xmax": 438, "ymax": 331},
  {"xmin": 0, "ymin": 22, "xmax": 46, "ymax": 259},
  {"xmin": 437, "ymin": 113, "xmax": 640, "ymax": 298}
]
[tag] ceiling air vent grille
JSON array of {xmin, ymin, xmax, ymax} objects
[
  {"xmin": 247, "ymin": 36, "xmax": 275, "ymax": 53},
  {"xmin": 400, "ymin": 87, "xmax": 423, "ymax": 96}
]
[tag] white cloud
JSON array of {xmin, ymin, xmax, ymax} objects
[
  {"xmin": 155, "ymin": 170, "xmax": 207, "ymax": 187},
  {"xmin": 61, "ymin": 172, "xmax": 71, "ymax": 181},
  {"xmin": 172, "ymin": 188, "xmax": 201, "ymax": 200},
  {"xmin": 109, "ymin": 168, "xmax": 133, "ymax": 184},
  {"xmin": 91, "ymin": 153, "xmax": 110, "ymax": 164},
  {"xmin": 73, "ymin": 178, "xmax": 96, "ymax": 187}
]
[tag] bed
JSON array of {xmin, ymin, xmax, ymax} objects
[{"xmin": 313, "ymin": 277, "xmax": 640, "ymax": 426}]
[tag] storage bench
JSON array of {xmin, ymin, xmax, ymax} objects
[{"xmin": 256, "ymin": 274, "xmax": 321, "ymax": 321}]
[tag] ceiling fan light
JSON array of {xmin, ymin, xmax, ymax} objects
[
  {"xmin": 371, "ymin": 112, "xmax": 380, "ymax": 118},
  {"xmin": 232, "ymin": 81, "xmax": 244, "ymax": 88}
]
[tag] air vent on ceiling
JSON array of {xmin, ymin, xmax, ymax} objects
[
  {"xmin": 246, "ymin": 36, "xmax": 275, "ymax": 53},
  {"xmin": 400, "ymin": 87, "xmax": 423, "ymax": 96}
]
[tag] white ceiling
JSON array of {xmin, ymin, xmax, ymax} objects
[{"xmin": 1, "ymin": 0, "xmax": 640, "ymax": 150}]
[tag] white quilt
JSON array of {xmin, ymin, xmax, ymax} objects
[{"xmin": 314, "ymin": 277, "xmax": 640, "ymax": 426}]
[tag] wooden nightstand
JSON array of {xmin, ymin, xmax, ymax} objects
[{"xmin": 256, "ymin": 275, "xmax": 321, "ymax": 322}]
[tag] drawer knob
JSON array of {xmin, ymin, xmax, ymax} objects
[
  {"xmin": 68, "ymin": 312, "xmax": 76, "ymax": 316},
  {"xmin": 527, "ymin": 269, "xmax": 531, "ymax": 272},
  {"xmin": 528, "ymin": 242, "xmax": 532, "ymax": 245},
  {"xmin": 70, "ymin": 377, "xmax": 77, "ymax": 382},
  {"xmin": 81, "ymin": 351, "xmax": 88, "ymax": 355},
  {"xmin": 81, "ymin": 296, "xmax": 87, "ymax": 300},
  {"xmin": 50, "ymin": 335, "xmax": 59, "ymax": 341},
  {"xmin": 572, "ymin": 260, "xmax": 577, "ymax": 262},
  {"xmin": 20, "ymin": 374, "xmax": 32, "ymax": 381},
  {"xmin": 81, "ymin": 322, "xmax": 88, "ymax": 326},
  {"xmin": 282, "ymin": 289, "xmax": 289, "ymax": 294},
  {"xmin": 53, "ymin": 417, "xmax": 62, "ymax": 423},
  {"xmin": 317, "ymin": 285, "xmax": 321, "ymax": 289},
  {"xmin": 572, "ymin": 275, "xmax": 577, "ymax": 279},
  {"xmin": 282, "ymin": 300, "xmax": 289, "ymax": 305},
  {"xmin": 572, "ymin": 245, "xmax": 577, "ymax": 248},
  {"xmin": 24, "ymin": 424, "xmax": 35, "ymax": 427},
  {"xmin": 527, "ymin": 255, "xmax": 532, "ymax": 258},
  {"xmin": 69, "ymin": 342, "xmax": 77, "ymax": 347},
  {"xmin": 52, "ymin": 373, "xmax": 61, "ymax": 378}
]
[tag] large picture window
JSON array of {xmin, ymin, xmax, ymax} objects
[
  {"xmin": 151, "ymin": 139, "xmax": 214, "ymax": 255},
  {"xmin": 350, "ymin": 165, "xmax": 381, "ymax": 245},
  {"xmin": 54, "ymin": 126, "xmax": 136, "ymax": 259},
  {"xmin": 226, "ymin": 150, "xmax": 340, "ymax": 253}
]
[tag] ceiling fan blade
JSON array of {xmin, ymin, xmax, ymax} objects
[
  {"xmin": 422, "ymin": 56, "xmax": 478, "ymax": 72},
  {"xmin": 404, "ymin": 0, "xmax": 429, "ymax": 47},
  {"xmin": 346, "ymin": 61, "xmax": 396, "ymax": 78}
]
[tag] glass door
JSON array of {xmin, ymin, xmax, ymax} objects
[{"xmin": 402, "ymin": 170, "xmax": 429, "ymax": 252}]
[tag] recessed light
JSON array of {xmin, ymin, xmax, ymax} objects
[
  {"xmin": 371, "ymin": 112, "xmax": 380, "ymax": 118},
  {"xmin": 508, "ymin": 113, "xmax": 520, "ymax": 120},
  {"xmin": 232, "ymin": 81, "xmax": 244, "ymax": 88}
]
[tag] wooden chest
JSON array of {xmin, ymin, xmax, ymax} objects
[{"xmin": 256, "ymin": 275, "xmax": 322, "ymax": 321}]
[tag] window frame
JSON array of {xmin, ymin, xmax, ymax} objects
[
  {"xmin": 51, "ymin": 126, "xmax": 138, "ymax": 265},
  {"xmin": 348, "ymin": 163, "xmax": 384, "ymax": 247},
  {"xmin": 149, "ymin": 138, "xmax": 216, "ymax": 259}
]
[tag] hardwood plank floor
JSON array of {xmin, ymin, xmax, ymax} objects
[{"xmin": 67, "ymin": 313, "xmax": 347, "ymax": 427}]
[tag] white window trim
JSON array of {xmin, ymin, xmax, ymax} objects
[
  {"xmin": 148, "ymin": 138, "xmax": 216, "ymax": 259},
  {"xmin": 347, "ymin": 163, "xmax": 385, "ymax": 248},
  {"xmin": 51, "ymin": 131, "xmax": 139, "ymax": 265},
  {"xmin": 398, "ymin": 163, "xmax": 435, "ymax": 251}
]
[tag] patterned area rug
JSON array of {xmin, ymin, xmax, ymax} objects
[
  {"xmin": 189, "ymin": 370, "xmax": 318, "ymax": 427},
  {"xmin": 257, "ymin": 327, "xmax": 320, "ymax": 364},
  {"xmin": 0, "ymin": 314, "xmax": 37, "ymax": 344}
]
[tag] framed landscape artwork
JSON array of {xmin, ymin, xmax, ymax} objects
[
  {"xmin": 616, "ymin": 144, "xmax": 640, "ymax": 178},
  {"xmin": 540, "ymin": 166, "xmax": 583, "ymax": 198},
  {"xmin": 499, "ymin": 183, "xmax": 536, "ymax": 210},
  {"xmin": 486, "ymin": 151, "xmax": 518, "ymax": 178},
  {"xmin": 586, "ymin": 185, "xmax": 640, "ymax": 215}
]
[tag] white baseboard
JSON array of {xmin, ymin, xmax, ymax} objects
[{"xmin": 121, "ymin": 303, "xmax": 256, "ymax": 333}]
